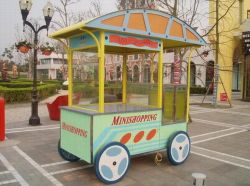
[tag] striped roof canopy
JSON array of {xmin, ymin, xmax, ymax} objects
[{"xmin": 50, "ymin": 9, "xmax": 206, "ymax": 51}]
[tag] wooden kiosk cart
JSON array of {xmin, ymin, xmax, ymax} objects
[{"xmin": 50, "ymin": 9, "xmax": 206, "ymax": 184}]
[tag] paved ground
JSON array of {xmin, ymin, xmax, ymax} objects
[{"xmin": 0, "ymin": 94, "xmax": 250, "ymax": 186}]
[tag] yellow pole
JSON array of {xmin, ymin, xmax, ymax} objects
[
  {"xmin": 157, "ymin": 40, "xmax": 163, "ymax": 108},
  {"xmin": 122, "ymin": 55, "xmax": 127, "ymax": 104},
  {"xmin": 150, "ymin": 60, "xmax": 154, "ymax": 83},
  {"xmin": 99, "ymin": 31, "xmax": 105, "ymax": 112},
  {"xmin": 186, "ymin": 48, "xmax": 195, "ymax": 122},
  {"xmin": 68, "ymin": 49, "xmax": 73, "ymax": 106},
  {"xmin": 79, "ymin": 29, "xmax": 102, "ymax": 111}
]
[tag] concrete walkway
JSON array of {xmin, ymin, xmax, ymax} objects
[{"xmin": 0, "ymin": 94, "xmax": 249, "ymax": 186}]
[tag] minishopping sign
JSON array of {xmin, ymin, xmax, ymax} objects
[
  {"xmin": 105, "ymin": 32, "xmax": 161, "ymax": 51},
  {"xmin": 242, "ymin": 31, "xmax": 250, "ymax": 55}
]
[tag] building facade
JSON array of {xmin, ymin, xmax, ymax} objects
[
  {"xmin": 37, "ymin": 53, "xmax": 67, "ymax": 80},
  {"xmin": 105, "ymin": 46, "xmax": 214, "ymax": 88},
  {"xmin": 209, "ymin": 0, "xmax": 250, "ymax": 101}
]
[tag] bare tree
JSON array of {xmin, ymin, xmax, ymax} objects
[
  {"xmin": 1, "ymin": 47, "xmax": 14, "ymax": 63},
  {"xmin": 49, "ymin": 0, "xmax": 102, "ymax": 80}
]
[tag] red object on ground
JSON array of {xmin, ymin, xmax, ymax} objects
[
  {"xmin": 220, "ymin": 93, "xmax": 228, "ymax": 101},
  {"xmin": 47, "ymin": 95, "xmax": 68, "ymax": 121},
  {"xmin": 0, "ymin": 98, "xmax": 5, "ymax": 141}
]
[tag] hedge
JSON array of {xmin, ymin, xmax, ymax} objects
[
  {"xmin": 0, "ymin": 83, "xmax": 60, "ymax": 103},
  {"xmin": 0, "ymin": 82, "xmax": 34, "ymax": 88},
  {"xmin": 190, "ymin": 86, "xmax": 208, "ymax": 94}
]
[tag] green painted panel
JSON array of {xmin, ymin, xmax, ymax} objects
[
  {"xmin": 163, "ymin": 86, "xmax": 174, "ymax": 122},
  {"xmin": 148, "ymin": 86, "xmax": 158, "ymax": 107},
  {"xmin": 176, "ymin": 86, "xmax": 187, "ymax": 121},
  {"xmin": 92, "ymin": 110, "xmax": 162, "ymax": 159},
  {"xmin": 158, "ymin": 122, "xmax": 187, "ymax": 149},
  {"xmin": 60, "ymin": 109, "xmax": 91, "ymax": 163}
]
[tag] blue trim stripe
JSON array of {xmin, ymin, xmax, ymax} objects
[
  {"xmin": 110, "ymin": 120, "xmax": 160, "ymax": 129},
  {"xmin": 123, "ymin": 11, "xmax": 130, "ymax": 30},
  {"xmin": 182, "ymin": 24, "xmax": 187, "ymax": 42},
  {"xmin": 143, "ymin": 12, "xmax": 151, "ymax": 35},
  {"xmin": 165, "ymin": 16, "xmax": 173, "ymax": 38}
]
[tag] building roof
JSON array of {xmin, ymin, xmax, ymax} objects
[
  {"xmin": 38, "ymin": 52, "xmax": 67, "ymax": 59},
  {"xmin": 50, "ymin": 9, "xmax": 206, "ymax": 49}
]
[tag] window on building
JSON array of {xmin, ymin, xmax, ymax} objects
[
  {"xmin": 190, "ymin": 62, "xmax": 196, "ymax": 86},
  {"xmin": 116, "ymin": 66, "xmax": 121, "ymax": 80},
  {"xmin": 53, "ymin": 59, "xmax": 63, "ymax": 64},
  {"xmin": 134, "ymin": 54, "xmax": 139, "ymax": 60},
  {"xmin": 40, "ymin": 59, "xmax": 50, "ymax": 65},
  {"xmin": 116, "ymin": 55, "xmax": 120, "ymax": 61},
  {"xmin": 127, "ymin": 65, "xmax": 132, "ymax": 82},
  {"xmin": 145, "ymin": 54, "xmax": 149, "ymax": 59},
  {"xmin": 143, "ymin": 64, "xmax": 150, "ymax": 83},
  {"xmin": 128, "ymin": 55, "xmax": 133, "ymax": 60},
  {"xmin": 133, "ymin": 65, "xmax": 139, "ymax": 82},
  {"xmin": 171, "ymin": 63, "xmax": 174, "ymax": 84},
  {"xmin": 39, "ymin": 69, "xmax": 49, "ymax": 79},
  {"xmin": 248, "ymin": 10, "xmax": 250, "ymax": 19}
]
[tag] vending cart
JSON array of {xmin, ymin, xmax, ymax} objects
[{"xmin": 50, "ymin": 9, "xmax": 206, "ymax": 184}]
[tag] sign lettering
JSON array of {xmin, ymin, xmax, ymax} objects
[
  {"xmin": 109, "ymin": 35, "xmax": 158, "ymax": 49},
  {"xmin": 62, "ymin": 122, "xmax": 87, "ymax": 138},
  {"xmin": 243, "ymin": 31, "xmax": 250, "ymax": 55},
  {"xmin": 112, "ymin": 114, "xmax": 157, "ymax": 126}
]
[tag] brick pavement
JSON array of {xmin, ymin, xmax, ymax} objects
[{"xmin": 0, "ymin": 95, "xmax": 249, "ymax": 186}]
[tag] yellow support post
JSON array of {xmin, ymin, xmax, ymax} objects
[
  {"xmin": 79, "ymin": 28, "xmax": 102, "ymax": 112},
  {"xmin": 157, "ymin": 40, "xmax": 163, "ymax": 108},
  {"xmin": 150, "ymin": 60, "xmax": 154, "ymax": 83},
  {"xmin": 186, "ymin": 48, "xmax": 195, "ymax": 122},
  {"xmin": 99, "ymin": 31, "xmax": 105, "ymax": 112},
  {"xmin": 68, "ymin": 49, "xmax": 73, "ymax": 106},
  {"xmin": 122, "ymin": 55, "xmax": 127, "ymax": 104}
]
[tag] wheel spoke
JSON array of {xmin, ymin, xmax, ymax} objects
[{"xmin": 168, "ymin": 132, "xmax": 190, "ymax": 165}]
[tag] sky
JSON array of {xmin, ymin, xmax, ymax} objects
[{"xmin": 0, "ymin": 0, "xmax": 117, "ymax": 55}]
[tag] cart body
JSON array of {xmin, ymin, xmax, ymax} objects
[{"xmin": 60, "ymin": 105, "xmax": 187, "ymax": 164}]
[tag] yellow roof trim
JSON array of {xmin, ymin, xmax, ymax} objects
[{"xmin": 49, "ymin": 22, "xmax": 86, "ymax": 39}]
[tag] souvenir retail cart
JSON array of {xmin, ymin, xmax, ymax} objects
[{"xmin": 50, "ymin": 9, "xmax": 206, "ymax": 184}]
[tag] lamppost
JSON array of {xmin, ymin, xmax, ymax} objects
[{"xmin": 19, "ymin": 0, "xmax": 54, "ymax": 125}]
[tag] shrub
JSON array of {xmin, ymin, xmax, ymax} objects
[
  {"xmin": 190, "ymin": 86, "xmax": 207, "ymax": 94},
  {"xmin": 0, "ymin": 83, "xmax": 60, "ymax": 103},
  {"xmin": 0, "ymin": 82, "xmax": 33, "ymax": 88},
  {"xmin": 82, "ymin": 86, "xmax": 98, "ymax": 98},
  {"xmin": 62, "ymin": 85, "xmax": 68, "ymax": 90}
]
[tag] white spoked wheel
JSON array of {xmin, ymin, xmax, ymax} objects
[
  {"xmin": 95, "ymin": 142, "xmax": 130, "ymax": 184},
  {"xmin": 167, "ymin": 131, "xmax": 190, "ymax": 165}
]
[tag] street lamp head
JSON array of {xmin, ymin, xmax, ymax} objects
[
  {"xmin": 43, "ymin": 1, "xmax": 54, "ymax": 28},
  {"xmin": 19, "ymin": 0, "xmax": 32, "ymax": 21}
]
